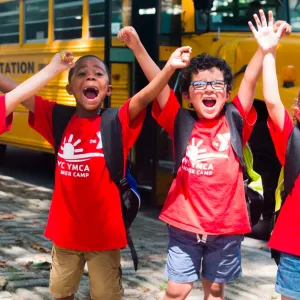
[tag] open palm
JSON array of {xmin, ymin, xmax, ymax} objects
[{"xmin": 249, "ymin": 10, "xmax": 286, "ymax": 53}]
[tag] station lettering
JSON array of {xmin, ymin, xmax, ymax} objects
[{"xmin": 0, "ymin": 62, "xmax": 35, "ymax": 74}]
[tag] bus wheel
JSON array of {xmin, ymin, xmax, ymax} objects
[{"xmin": 0, "ymin": 144, "xmax": 6, "ymax": 165}]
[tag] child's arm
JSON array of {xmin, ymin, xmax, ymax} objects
[
  {"xmin": 238, "ymin": 10, "xmax": 291, "ymax": 114},
  {"xmin": 249, "ymin": 12, "xmax": 287, "ymax": 130},
  {"xmin": 129, "ymin": 46, "xmax": 192, "ymax": 121},
  {"xmin": 118, "ymin": 27, "xmax": 170, "ymax": 110},
  {"xmin": 4, "ymin": 51, "xmax": 74, "ymax": 116},
  {"xmin": 0, "ymin": 74, "xmax": 18, "ymax": 93},
  {"xmin": 0, "ymin": 74, "xmax": 35, "ymax": 113}
]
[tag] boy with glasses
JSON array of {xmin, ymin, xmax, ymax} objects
[{"xmin": 118, "ymin": 10, "xmax": 290, "ymax": 300}]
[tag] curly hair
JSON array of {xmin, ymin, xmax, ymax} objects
[
  {"xmin": 179, "ymin": 53, "xmax": 233, "ymax": 94},
  {"xmin": 68, "ymin": 55, "xmax": 110, "ymax": 83}
]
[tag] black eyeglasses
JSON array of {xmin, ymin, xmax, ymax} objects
[{"xmin": 190, "ymin": 80, "xmax": 226, "ymax": 90}]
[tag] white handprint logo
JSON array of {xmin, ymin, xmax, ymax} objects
[
  {"xmin": 185, "ymin": 135, "xmax": 230, "ymax": 163},
  {"xmin": 186, "ymin": 138, "xmax": 207, "ymax": 162},
  {"xmin": 58, "ymin": 132, "xmax": 104, "ymax": 162}
]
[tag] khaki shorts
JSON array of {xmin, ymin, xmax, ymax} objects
[{"xmin": 50, "ymin": 244, "xmax": 123, "ymax": 299}]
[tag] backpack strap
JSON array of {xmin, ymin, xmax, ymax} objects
[
  {"xmin": 100, "ymin": 108, "xmax": 124, "ymax": 182},
  {"xmin": 174, "ymin": 108, "xmax": 197, "ymax": 175},
  {"xmin": 284, "ymin": 126, "xmax": 300, "ymax": 197},
  {"xmin": 224, "ymin": 103, "xmax": 246, "ymax": 172},
  {"xmin": 52, "ymin": 104, "xmax": 76, "ymax": 154},
  {"xmin": 100, "ymin": 108, "xmax": 138, "ymax": 271}
]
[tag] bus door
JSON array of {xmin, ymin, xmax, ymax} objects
[
  {"xmin": 132, "ymin": 0, "xmax": 182, "ymax": 206},
  {"xmin": 131, "ymin": 0, "xmax": 160, "ymax": 205}
]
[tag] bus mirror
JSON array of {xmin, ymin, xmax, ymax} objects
[{"xmin": 282, "ymin": 65, "xmax": 296, "ymax": 88}]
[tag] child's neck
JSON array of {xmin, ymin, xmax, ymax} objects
[{"xmin": 75, "ymin": 107, "xmax": 100, "ymax": 118}]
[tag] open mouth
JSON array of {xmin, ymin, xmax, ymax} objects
[
  {"xmin": 203, "ymin": 99, "xmax": 216, "ymax": 108},
  {"xmin": 83, "ymin": 87, "xmax": 99, "ymax": 100}
]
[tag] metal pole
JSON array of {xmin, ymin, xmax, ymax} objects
[{"xmin": 104, "ymin": 0, "xmax": 112, "ymax": 108}]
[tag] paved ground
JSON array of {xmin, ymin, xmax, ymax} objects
[{"xmin": 0, "ymin": 173, "xmax": 281, "ymax": 300}]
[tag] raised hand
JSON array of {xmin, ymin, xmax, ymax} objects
[
  {"xmin": 118, "ymin": 26, "xmax": 141, "ymax": 50},
  {"xmin": 249, "ymin": 10, "xmax": 286, "ymax": 53},
  {"xmin": 49, "ymin": 50, "xmax": 75, "ymax": 73},
  {"xmin": 167, "ymin": 46, "xmax": 192, "ymax": 69},
  {"xmin": 273, "ymin": 20, "xmax": 292, "ymax": 37}
]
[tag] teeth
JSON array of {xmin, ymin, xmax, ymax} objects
[{"xmin": 84, "ymin": 87, "xmax": 98, "ymax": 91}]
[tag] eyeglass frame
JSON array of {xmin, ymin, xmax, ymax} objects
[{"xmin": 190, "ymin": 80, "xmax": 227, "ymax": 90}]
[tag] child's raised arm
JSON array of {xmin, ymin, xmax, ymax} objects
[
  {"xmin": 4, "ymin": 51, "xmax": 74, "ymax": 116},
  {"xmin": 118, "ymin": 26, "xmax": 170, "ymax": 110},
  {"xmin": 129, "ymin": 46, "xmax": 192, "ymax": 121},
  {"xmin": 238, "ymin": 10, "xmax": 291, "ymax": 115},
  {"xmin": 0, "ymin": 74, "xmax": 18, "ymax": 93},
  {"xmin": 249, "ymin": 11, "xmax": 287, "ymax": 130},
  {"xmin": 0, "ymin": 74, "xmax": 35, "ymax": 114}
]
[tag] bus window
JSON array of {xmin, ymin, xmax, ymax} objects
[
  {"xmin": 193, "ymin": 0, "xmax": 213, "ymax": 32},
  {"xmin": 289, "ymin": 0, "xmax": 300, "ymax": 31},
  {"xmin": 194, "ymin": 0, "xmax": 278, "ymax": 32},
  {"xmin": 25, "ymin": 0, "xmax": 48, "ymax": 42},
  {"xmin": 0, "ymin": 0, "xmax": 19, "ymax": 44},
  {"xmin": 161, "ymin": 0, "xmax": 181, "ymax": 46},
  {"xmin": 89, "ymin": 0, "xmax": 131, "ymax": 38},
  {"xmin": 54, "ymin": 0, "xmax": 83, "ymax": 40}
]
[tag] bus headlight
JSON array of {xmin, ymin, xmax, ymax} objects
[{"xmin": 282, "ymin": 65, "xmax": 296, "ymax": 88}]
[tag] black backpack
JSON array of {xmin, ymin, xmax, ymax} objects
[
  {"xmin": 271, "ymin": 126, "xmax": 300, "ymax": 265},
  {"xmin": 52, "ymin": 104, "xmax": 140, "ymax": 271},
  {"xmin": 174, "ymin": 103, "xmax": 264, "ymax": 227}
]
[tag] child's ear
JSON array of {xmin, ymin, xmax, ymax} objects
[
  {"xmin": 182, "ymin": 92, "xmax": 191, "ymax": 103},
  {"xmin": 293, "ymin": 106, "xmax": 300, "ymax": 121},
  {"xmin": 107, "ymin": 85, "xmax": 112, "ymax": 96},
  {"xmin": 66, "ymin": 84, "xmax": 73, "ymax": 95},
  {"xmin": 226, "ymin": 90, "xmax": 231, "ymax": 101}
]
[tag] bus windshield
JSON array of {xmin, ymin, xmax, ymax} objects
[
  {"xmin": 194, "ymin": 0, "xmax": 278, "ymax": 32},
  {"xmin": 289, "ymin": 0, "xmax": 300, "ymax": 31}
]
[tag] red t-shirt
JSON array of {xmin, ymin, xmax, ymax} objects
[
  {"xmin": 0, "ymin": 95, "xmax": 13, "ymax": 134},
  {"xmin": 267, "ymin": 110, "xmax": 300, "ymax": 256},
  {"xmin": 29, "ymin": 96, "xmax": 145, "ymax": 251},
  {"xmin": 152, "ymin": 90, "xmax": 257, "ymax": 235}
]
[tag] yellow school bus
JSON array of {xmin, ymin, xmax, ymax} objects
[{"xmin": 0, "ymin": 0, "xmax": 299, "ymax": 219}]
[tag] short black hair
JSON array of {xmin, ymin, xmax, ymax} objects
[
  {"xmin": 68, "ymin": 55, "xmax": 110, "ymax": 83},
  {"xmin": 180, "ymin": 53, "xmax": 233, "ymax": 94}
]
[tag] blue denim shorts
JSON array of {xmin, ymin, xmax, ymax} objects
[
  {"xmin": 165, "ymin": 225, "xmax": 243, "ymax": 284},
  {"xmin": 276, "ymin": 252, "xmax": 300, "ymax": 299}
]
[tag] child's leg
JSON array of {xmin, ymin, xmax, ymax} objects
[
  {"xmin": 50, "ymin": 245, "xmax": 86, "ymax": 299},
  {"xmin": 163, "ymin": 225, "xmax": 203, "ymax": 300},
  {"xmin": 201, "ymin": 278, "xmax": 224, "ymax": 300},
  {"xmin": 86, "ymin": 249, "xmax": 123, "ymax": 300},
  {"xmin": 201, "ymin": 234, "xmax": 244, "ymax": 300},
  {"xmin": 163, "ymin": 281, "xmax": 193, "ymax": 300},
  {"xmin": 275, "ymin": 252, "xmax": 300, "ymax": 300}
]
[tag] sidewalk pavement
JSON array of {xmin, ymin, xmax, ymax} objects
[{"xmin": 0, "ymin": 174, "xmax": 280, "ymax": 300}]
